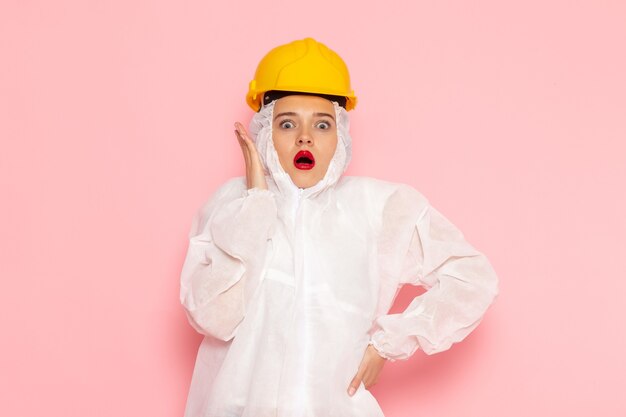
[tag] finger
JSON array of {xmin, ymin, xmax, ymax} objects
[
  {"xmin": 234, "ymin": 128, "xmax": 245, "ymax": 150},
  {"xmin": 236, "ymin": 126, "xmax": 257, "ymax": 163},
  {"xmin": 237, "ymin": 126, "xmax": 263, "ymax": 167},
  {"xmin": 236, "ymin": 125, "xmax": 264, "ymax": 174},
  {"xmin": 234, "ymin": 123, "xmax": 247, "ymax": 146},
  {"xmin": 361, "ymin": 369, "xmax": 378, "ymax": 389},
  {"xmin": 347, "ymin": 372, "xmax": 363, "ymax": 396},
  {"xmin": 235, "ymin": 129, "xmax": 252, "ymax": 167},
  {"xmin": 235, "ymin": 123, "xmax": 255, "ymax": 146},
  {"xmin": 239, "ymin": 134, "xmax": 257, "ymax": 161},
  {"xmin": 362, "ymin": 352, "xmax": 386, "ymax": 388},
  {"xmin": 235, "ymin": 122, "xmax": 268, "ymax": 189},
  {"xmin": 234, "ymin": 122, "xmax": 250, "ymax": 144},
  {"xmin": 234, "ymin": 127, "xmax": 252, "ymax": 188},
  {"xmin": 236, "ymin": 133, "xmax": 251, "ymax": 179},
  {"xmin": 235, "ymin": 121, "xmax": 249, "ymax": 138}
]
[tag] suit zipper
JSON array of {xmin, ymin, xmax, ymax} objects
[
  {"xmin": 293, "ymin": 186, "xmax": 309, "ymax": 409},
  {"xmin": 293, "ymin": 187, "xmax": 304, "ymax": 220}
]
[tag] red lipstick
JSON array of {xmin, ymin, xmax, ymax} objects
[{"xmin": 293, "ymin": 150, "xmax": 315, "ymax": 170}]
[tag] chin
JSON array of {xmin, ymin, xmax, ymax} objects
[{"xmin": 291, "ymin": 172, "xmax": 320, "ymax": 189}]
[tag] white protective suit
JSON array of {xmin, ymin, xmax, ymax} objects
[{"xmin": 180, "ymin": 100, "xmax": 499, "ymax": 417}]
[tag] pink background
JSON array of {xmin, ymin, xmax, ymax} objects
[{"xmin": 1, "ymin": 1, "xmax": 625, "ymax": 416}]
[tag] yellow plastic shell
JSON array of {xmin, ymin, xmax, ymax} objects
[{"xmin": 246, "ymin": 37, "xmax": 357, "ymax": 111}]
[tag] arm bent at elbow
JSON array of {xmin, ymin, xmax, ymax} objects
[
  {"xmin": 369, "ymin": 185, "xmax": 499, "ymax": 360},
  {"xmin": 179, "ymin": 181, "xmax": 278, "ymax": 340}
]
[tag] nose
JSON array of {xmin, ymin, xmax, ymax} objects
[{"xmin": 297, "ymin": 126, "xmax": 313, "ymax": 145}]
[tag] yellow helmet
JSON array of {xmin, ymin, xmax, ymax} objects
[{"xmin": 246, "ymin": 37, "xmax": 357, "ymax": 112}]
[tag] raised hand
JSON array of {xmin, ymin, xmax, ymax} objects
[{"xmin": 234, "ymin": 121, "xmax": 268, "ymax": 190}]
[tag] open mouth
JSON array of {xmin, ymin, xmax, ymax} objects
[{"xmin": 293, "ymin": 150, "xmax": 315, "ymax": 170}]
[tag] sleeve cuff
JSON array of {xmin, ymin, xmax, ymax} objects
[
  {"xmin": 244, "ymin": 186, "xmax": 274, "ymax": 197},
  {"xmin": 368, "ymin": 337, "xmax": 397, "ymax": 362}
]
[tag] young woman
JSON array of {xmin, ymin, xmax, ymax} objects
[{"xmin": 180, "ymin": 37, "xmax": 499, "ymax": 417}]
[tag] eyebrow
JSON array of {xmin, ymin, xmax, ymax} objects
[
  {"xmin": 274, "ymin": 112, "xmax": 297, "ymax": 121},
  {"xmin": 314, "ymin": 112, "xmax": 336, "ymax": 121},
  {"xmin": 273, "ymin": 111, "xmax": 336, "ymax": 121}
]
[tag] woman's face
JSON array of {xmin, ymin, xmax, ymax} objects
[{"xmin": 272, "ymin": 95, "xmax": 338, "ymax": 189}]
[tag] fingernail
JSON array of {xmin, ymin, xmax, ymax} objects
[{"xmin": 348, "ymin": 387, "xmax": 356, "ymax": 396}]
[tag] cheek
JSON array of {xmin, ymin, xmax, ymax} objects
[
  {"xmin": 272, "ymin": 138, "xmax": 292, "ymax": 166},
  {"xmin": 320, "ymin": 136, "xmax": 338, "ymax": 164},
  {"xmin": 275, "ymin": 147, "xmax": 290, "ymax": 165}
]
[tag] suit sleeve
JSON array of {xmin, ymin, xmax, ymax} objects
[
  {"xmin": 368, "ymin": 184, "xmax": 499, "ymax": 360},
  {"xmin": 179, "ymin": 178, "xmax": 278, "ymax": 341}
]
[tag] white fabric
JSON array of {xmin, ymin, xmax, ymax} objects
[{"xmin": 180, "ymin": 100, "xmax": 499, "ymax": 417}]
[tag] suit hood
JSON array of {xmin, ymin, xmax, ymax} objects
[{"xmin": 248, "ymin": 100, "xmax": 352, "ymax": 199}]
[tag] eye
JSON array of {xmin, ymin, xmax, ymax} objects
[
  {"xmin": 279, "ymin": 120, "xmax": 295, "ymax": 129},
  {"xmin": 316, "ymin": 120, "xmax": 332, "ymax": 129}
]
